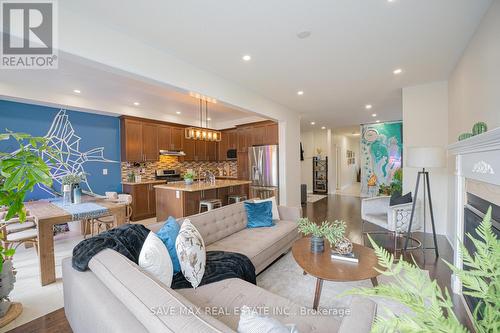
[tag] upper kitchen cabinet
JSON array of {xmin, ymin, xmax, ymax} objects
[
  {"xmin": 218, "ymin": 129, "xmax": 237, "ymax": 160},
  {"xmin": 158, "ymin": 125, "xmax": 172, "ymax": 151},
  {"xmin": 120, "ymin": 118, "xmax": 143, "ymax": 162},
  {"xmin": 142, "ymin": 123, "xmax": 159, "ymax": 161},
  {"xmin": 121, "ymin": 117, "xmax": 158, "ymax": 162},
  {"xmin": 158, "ymin": 125, "xmax": 184, "ymax": 151},
  {"xmin": 206, "ymin": 141, "xmax": 217, "ymax": 161},
  {"xmin": 171, "ymin": 127, "xmax": 184, "ymax": 150},
  {"xmin": 265, "ymin": 122, "xmax": 278, "ymax": 145}
]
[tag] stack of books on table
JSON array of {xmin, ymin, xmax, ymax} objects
[{"xmin": 331, "ymin": 251, "xmax": 359, "ymax": 263}]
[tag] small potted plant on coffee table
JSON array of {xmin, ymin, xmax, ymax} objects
[{"xmin": 298, "ymin": 218, "xmax": 346, "ymax": 253}]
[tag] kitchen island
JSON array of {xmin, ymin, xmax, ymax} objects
[{"xmin": 155, "ymin": 180, "xmax": 251, "ymax": 220}]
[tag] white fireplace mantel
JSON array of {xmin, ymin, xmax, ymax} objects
[{"xmin": 448, "ymin": 127, "xmax": 500, "ymax": 293}]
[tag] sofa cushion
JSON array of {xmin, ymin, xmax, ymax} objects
[
  {"xmin": 184, "ymin": 202, "xmax": 248, "ymax": 246},
  {"xmin": 139, "ymin": 232, "xmax": 173, "ymax": 287},
  {"xmin": 156, "ymin": 216, "xmax": 181, "ymax": 273},
  {"xmin": 206, "ymin": 220, "xmax": 298, "ymax": 273},
  {"xmin": 88, "ymin": 249, "xmax": 233, "ymax": 332},
  {"xmin": 177, "ymin": 278, "xmax": 342, "ymax": 333},
  {"xmin": 244, "ymin": 201, "xmax": 274, "ymax": 228},
  {"xmin": 176, "ymin": 219, "xmax": 206, "ymax": 288}
]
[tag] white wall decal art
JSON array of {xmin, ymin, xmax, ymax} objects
[{"xmin": 26, "ymin": 110, "xmax": 117, "ymax": 196}]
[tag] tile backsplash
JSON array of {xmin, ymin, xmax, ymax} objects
[{"xmin": 121, "ymin": 156, "xmax": 238, "ymax": 182}]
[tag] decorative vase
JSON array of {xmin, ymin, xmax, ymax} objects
[
  {"xmin": 458, "ymin": 133, "xmax": 473, "ymax": 141},
  {"xmin": 333, "ymin": 237, "xmax": 353, "ymax": 255},
  {"xmin": 310, "ymin": 236, "xmax": 325, "ymax": 253},
  {"xmin": 184, "ymin": 178, "xmax": 193, "ymax": 185},
  {"xmin": 472, "ymin": 122, "xmax": 488, "ymax": 136},
  {"xmin": 0, "ymin": 260, "xmax": 15, "ymax": 317},
  {"xmin": 73, "ymin": 184, "xmax": 82, "ymax": 204}
]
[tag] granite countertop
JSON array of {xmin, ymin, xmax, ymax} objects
[
  {"xmin": 154, "ymin": 179, "xmax": 251, "ymax": 192},
  {"xmin": 122, "ymin": 180, "xmax": 167, "ymax": 185}
]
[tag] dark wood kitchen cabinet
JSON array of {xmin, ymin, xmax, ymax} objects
[
  {"xmin": 158, "ymin": 125, "xmax": 172, "ymax": 151},
  {"xmin": 159, "ymin": 125, "xmax": 184, "ymax": 151},
  {"xmin": 206, "ymin": 141, "xmax": 217, "ymax": 161},
  {"xmin": 121, "ymin": 119, "xmax": 144, "ymax": 162},
  {"xmin": 142, "ymin": 123, "xmax": 159, "ymax": 161},
  {"xmin": 183, "ymin": 138, "xmax": 196, "ymax": 161},
  {"xmin": 218, "ymin": 129, "xmax": 237, "ymax": 160},
  {"xmin": 171, "ymin": 127, "xmax": 184, "ymax": 150},
  {"xmin": 123, "ymin": 183, "xmax": 156, "ymax": 221},
  {"xmin": 265, "ymin": 123, "xmax": 278, "ymax": 145},
  {"xmin": 121, "ymin": 117, "xmax": 159, "ymax": 162}
]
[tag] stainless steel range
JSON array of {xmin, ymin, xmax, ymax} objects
[{"xmin": 155, "ymin": 169, "xmax": 182, "ymax": 182}]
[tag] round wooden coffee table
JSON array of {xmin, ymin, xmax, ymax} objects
[{"xmin": 292, "ymin": 237, "xmax": 382, "ymax": 310}]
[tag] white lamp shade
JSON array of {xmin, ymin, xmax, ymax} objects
[{"xmin": 406, "ymin": 146, "xmax": 446, "ymax": 168}]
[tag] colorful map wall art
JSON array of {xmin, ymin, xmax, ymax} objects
[{"xmin": 360, "ymin": 121, "xmax": 403, "ymax": 196}]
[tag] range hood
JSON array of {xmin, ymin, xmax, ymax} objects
[{"xmin": 159, "ymin": 150, "xmax": 186, "ymax": 156}]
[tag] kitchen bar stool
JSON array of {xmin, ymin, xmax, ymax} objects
[
  {"xmin": 199, "ymin": 199, "xmax": 222, "ymax": 213},
  {"xmin": 228, "ymin": 195, "xmax": 248, "ymax": 204}
]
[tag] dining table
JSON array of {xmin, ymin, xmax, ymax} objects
[{"xmin": 24, "ymin": 196, "xmax": 127, "ymax": 286}]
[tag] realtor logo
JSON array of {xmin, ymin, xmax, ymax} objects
[{"xmin": 1, "ymin": 0, "xmax": 58, "ymax": 69}]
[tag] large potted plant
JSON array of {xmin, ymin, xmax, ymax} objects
[
  {"xmin": 297, "ymin": 218, "xmax": 346, "ymax": 253},
  {"xmin": 347, "ymin": 207, "xmax": 499, "ymax": 333},
  {"xmin": 0, "ymin": 132, "xmax": 55, "ymax": 321}
]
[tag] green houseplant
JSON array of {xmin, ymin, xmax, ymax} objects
[
  {"xmin": 297, "ymin": 218, "xmax": 346, "ymax": 253},
  {"xmin": 183, "ymin": 171, "xmax": 194, "ymax": 185},
  {"xmin": 347, "ymin": 207, "xmax": 499, "ymax": 333},
  {"xmin": 0, "ymin": 132, "xmax": 57, "ymax": 317}
]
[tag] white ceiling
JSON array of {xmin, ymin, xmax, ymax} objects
[
  {"xmin": 0, "ymin": 56, "xmax": 266, "ymax": 129},
  {"xmin": 57, "ymin": 0, "xmax": 492, "ymax": 129}
]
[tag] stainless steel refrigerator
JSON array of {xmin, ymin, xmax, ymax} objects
[{"xmin": 248, "ymin": 145, "xmax": 279, "ymax": 201}]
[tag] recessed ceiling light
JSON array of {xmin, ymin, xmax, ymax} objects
[
  {"xmin": 176, "ymin": 111, "xmax": 181, "ymax": 114},
  {"xmin": 365, "ymin": 104, "xmax": 372, "ymax": 109},
  {"xmin": 372, "ymin": 113, "xmax": 377, "ymax": 117},
  {"xmin": 310, "ymin": 121, "xmax": 315, "ymax": 125},
  {"xmin": 207, "ymin": 118, "xmax": 211, "ymax": 121},
  {"xmin": 73, "ymin": 89, "xmax": 81, "ymax": 94},
  {"xmin": 393, "ymin": 68, "xmax": 403, "ymax": 75},
  {"xmin": 133, "ymin": 102, "xmax": 140, "ymax": 106},
  {"xmin": 297, "ymin": 90, "xmax": 304, "ymax": 96},
  {"xmin": 242, "ymin": 55, "xmax": 251, "ymax": 61},
  {"xmin": 297, "ymin": 31, "xmax": 311, "ymax": 39},
  {"xmin": 321, "ymin": 126, "xmax": 326, "ymax": 130},
  {"xmin": 376, "ymin": 120, "xmax": 381, "ymax": 123}
]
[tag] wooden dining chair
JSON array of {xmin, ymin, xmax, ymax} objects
[
  {"xmin": 83, "ymin": 194, "xmax": 133, "ymax": 239},
  {"xmin": 0, "ymin": 212, "xmax": 39, "ymax": 259}
]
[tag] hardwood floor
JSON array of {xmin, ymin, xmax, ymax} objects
[
  {"xmin": 6, "ymin": 308, "xmax": 71, "ymax": 333},
  {"xmin": 7, "ymin": 193, "xmax": 472, "ymax": 332}
]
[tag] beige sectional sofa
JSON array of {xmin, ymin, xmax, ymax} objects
[{"xmin": 63, "ymin": 201, "xmax": 376, "ymax": 332}]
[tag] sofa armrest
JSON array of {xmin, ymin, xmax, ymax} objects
[
  {"xmin": 338, "ymin": 297, "xmax": 376, "ymax": 333},
  {"xmin": 278, "ymin": 206, "xmax": 302, "ymax": 221}
]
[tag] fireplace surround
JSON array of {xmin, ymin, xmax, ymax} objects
[{"xmin": 448, "ymin": 127, "xmax": 500, "ymax": 316}]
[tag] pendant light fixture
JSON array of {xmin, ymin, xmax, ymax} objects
[{"xmin": 185, "ymin": 94, "xmax": 221, "ymax": 142}]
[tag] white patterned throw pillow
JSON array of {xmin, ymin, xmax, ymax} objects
[
  {"xmin": 238, "ymin": 306, "xmax": 298, "ymax": 333},
  {"xmin": 175, "ymin": 219, "xmax": 206, "ymax": 288},
  {"xmin": 139, "ymin": 232, "xmax": 173, "ymax": 287}
]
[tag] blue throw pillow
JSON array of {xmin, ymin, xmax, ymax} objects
[
  {"xmin": 156, "ymin": 216, "xmax": 181, "ymax": 273},
  {"xmin": 244, "ymin": 201, "xmax": 274, "ymax": 228}
]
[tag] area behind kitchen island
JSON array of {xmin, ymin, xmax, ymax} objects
[{"xmin": 155, "ymin": 180, "xmax": 252, "ymax": 220}]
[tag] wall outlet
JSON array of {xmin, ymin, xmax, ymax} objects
[{"xmin": 102, "ymin": 168, "xmax": 108, "ymax": 175}]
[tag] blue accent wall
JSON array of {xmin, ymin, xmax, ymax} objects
[{"xmin": 0, "ymin": 99, "xmax": 121, "ymax": 200}]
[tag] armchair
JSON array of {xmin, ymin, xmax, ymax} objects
[{"xmin": 361, "ymin": 196, "xmax": 421, "ymax": 254}]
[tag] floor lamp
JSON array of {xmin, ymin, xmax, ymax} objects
[{"xmin": 403, "ymin": 146, "xmax": 445, "ymax": 258}]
